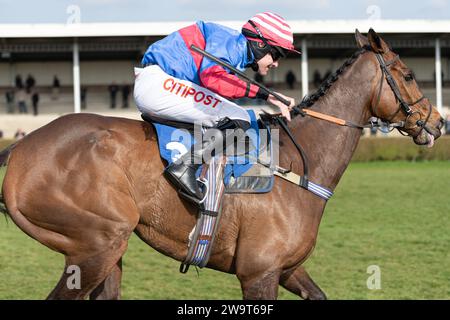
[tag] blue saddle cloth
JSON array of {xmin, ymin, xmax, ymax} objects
[{"xmin": 152, "ymin": 110, "xmax": 261, "ymax": 185}]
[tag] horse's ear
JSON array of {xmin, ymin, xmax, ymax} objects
[
  {"xmin": 368, "ymin": 28, "xmax": 389, "ymax": 53},
  {"xmin": 355, "ymin": 29, "xmax": 369, "ymax": 49}
]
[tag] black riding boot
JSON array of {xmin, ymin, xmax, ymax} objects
[
  {"xmin": 163, "ymin": 141, "xmax": 205, "ymax": 201},
  {"xmin": 164, "ymin": 118, "xmax": 250, "ymax": 204}
]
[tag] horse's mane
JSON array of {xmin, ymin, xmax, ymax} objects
[{"xmin": 300, "ymin": 46, "xmax": 370, "ymax": 108}]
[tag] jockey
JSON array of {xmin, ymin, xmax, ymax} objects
[{"xmin": 134, "ymin": 12, "xmax": 299, "ymax": 205}]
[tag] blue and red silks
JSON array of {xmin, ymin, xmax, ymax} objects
[{"xmin": 141, "ymin": 21, "xmax": 263, "ymax": 100}]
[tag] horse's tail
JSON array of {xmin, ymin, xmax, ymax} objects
[{"xmin": 0, "ymin": 142, "xmax": 17, "ymax": 216}]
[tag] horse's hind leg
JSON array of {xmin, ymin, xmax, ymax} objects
[
  {"xmin": 89, "ymin": 258, "xmax": 122, "ymax": 300},
  {"xmin": 47, "ymin": 241, "xmax": 128, "ymax": 300},
  {"xmin": 280, "ymin": 265, "xmax": 327, "ymax": 300}
]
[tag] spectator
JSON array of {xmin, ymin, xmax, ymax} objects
[
  {"xmin": 52, "ymin": 75, "xmax": 61, "ymax": 100},
  {"xmin": 14, "ymin": 128, "xmax": 26, "ymax": 140},
  {"xmin": 313, "ymin": 70, "xmax": 322, "ymax": 88},
  {"xmin": 16, "ymin": 88, "xmax": 28, "ymax": 113},
  {"xmin": 81, "ymin": 87, "xmax": 87, "ymax": 110},
  {"xmin": 15, "ymin": 75, "xmax": 23, "ymax": 89},
  {"xmin": 323, "ymin": 70, "xmax": 332, "ymax": 82},
  {"xmin": 285, "ymin": 70, "xmax": 296, "ymax": 89},
  {"xmin": 25, "ymin": 74, "xmax": 36, "ymax": 94},
  {"xmin": 5, "ymin": 89, "xmax": 15, "ymax": 114},
  {"xmin": 0, "ymin": 129, "xmax": 3, "ymax": 139},
  {"xmin": 31, "ymin": 90, "xmax": 40, "ymax": 116},
  {"xmin": 108, "ymin": 82, "xmax": 119, "ymax": 109},
  {"xmin": 445, "ymin": 115, "xmax": 450, "ymax": 135},
  {"xmin": 122, "ymin": 84, "xmax": 130, "ymax": 109}
]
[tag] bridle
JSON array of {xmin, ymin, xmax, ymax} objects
[{"xmin": 372, "ymin": 52, "xmax": 432, "ymax": 138}]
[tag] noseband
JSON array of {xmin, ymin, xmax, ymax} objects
[{"xmin": 373, "ymin": 53, "xmax": 432, "ymax": 138}]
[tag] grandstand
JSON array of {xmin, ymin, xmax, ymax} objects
[{"xmin": 0, "ymin": 20, "xmax": 449, "ymax": 138}]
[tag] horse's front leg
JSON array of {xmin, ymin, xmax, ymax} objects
[
  {"xmin": 280, "ymin": 265, "xmax": 327, "ymax": 300},
  {"xmin": 234, "ymin": 243, "xmax": 282, "ymax": 300},
  {"xmin": 238, "ymin": 269, "xmax": 281, "ymax": 300}
]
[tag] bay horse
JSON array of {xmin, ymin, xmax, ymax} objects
[{"xmin": 0, "ymin": 29, "xmax": 444, "ymax": 299}]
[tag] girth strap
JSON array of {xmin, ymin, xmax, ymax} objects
[
  {"xmin": 275, "ymin": 117, "xmax": 333, "ymax": 201},
  {"xmin": 273, "ymin": 169, "xmax": 333, "ymax": 201}
]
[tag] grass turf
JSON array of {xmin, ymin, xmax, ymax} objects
[{"xmin": 0, "ymin": 161, "xmax": 448, "ymax": 299}]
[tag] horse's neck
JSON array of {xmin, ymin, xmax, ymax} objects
[{"xmin": 288, "ymin": 54, "xmax": 376, "ymax": 190}]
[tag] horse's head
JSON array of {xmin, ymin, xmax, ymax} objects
[{"xmin": 356, "ymin": 29, "xmax": 444, "ymax": 146}]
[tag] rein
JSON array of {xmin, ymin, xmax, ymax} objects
[
  {"xmin": 281, "ymin": 51, "xmax": 432, "ymax": 134},
  {"xmin": 289, "ymin": 106, "xmax": 405, "ymax": 130}
]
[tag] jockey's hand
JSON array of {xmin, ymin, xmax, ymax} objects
[{"xmin": 267, "ymin": 93, "xmax": 295, "ymax": 121}]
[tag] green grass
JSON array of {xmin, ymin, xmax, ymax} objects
[{"xmin": 0, "ymin": 162, "xmax": 449, "ymax": 300}]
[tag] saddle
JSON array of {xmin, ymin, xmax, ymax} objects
[{"xmin": 142, "ymin": 111, "xmax": 275, "ymax": 194}]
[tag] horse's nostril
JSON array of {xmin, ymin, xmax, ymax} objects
[{"xmin": 439, "ymin": 117, "xmax": 445, "ymax": 129}]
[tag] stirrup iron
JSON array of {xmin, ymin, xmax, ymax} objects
[{"xmin": 178, "ymin": 177, "xmax": 209, "ymax": 206}]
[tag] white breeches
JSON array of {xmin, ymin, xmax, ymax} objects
[{"xmin": 133, "ymin": 65, "xmax": 250, "ymax": 127}]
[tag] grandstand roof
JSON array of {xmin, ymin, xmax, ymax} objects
[{"xmin": 1, "ymin": 20, "xmax": 450, "ymax": 38}]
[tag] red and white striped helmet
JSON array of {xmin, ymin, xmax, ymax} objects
[{"xmin": 242, "ymin": 12, "xmax": 300, "ymax": 54}]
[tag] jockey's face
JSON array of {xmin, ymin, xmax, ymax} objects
[{"xmin": 257, "ymin": 53, "xmax": 279, "ymax": 76}]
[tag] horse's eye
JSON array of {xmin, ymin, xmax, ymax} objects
[{"xmin": 404, "ymin": 73, "xmax": 414, "ymax": 82}]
